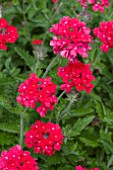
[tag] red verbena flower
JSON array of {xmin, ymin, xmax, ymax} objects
[
  {"xmin": 25, "ymin": 120, "xmax": 64, "ymax": 156},
  {"xmin": 75, "ymin": 165, "xmax": 100, "ymax": 170},
  {"xmin": 17, "ymin": 73, "xmax": 58, "ymax": 117},
  {"xmin": 58, "ymin": 60, "xmax": 95, "ymax": 94},
  {"xmin": 94, "ymin": 21, "xmax": 113, "ymax": 52},
  {"xmin": 77, "ymin": 0, "xmax": 110, "ymax": 13},
  {"xmin": 53, "ymin": 0, "xmax": 57, "ymax": 3},
  {"xmin": 0, "ymin": 145, "xmax": 39, "ymax": 170},
  {"xmin": 50, "ymin": 16, "xmax": 92, "ymax": 62},
  {"xmin": 0, "ymin": 18, "xmax": 18, "ymax": 50},
  {"xmin": 76, "ymin": 165, "xmax": 87, "ymax": 170},
  {"xmin": 32, "ymin": 39, "xmax": 43, "ymax": 45}
]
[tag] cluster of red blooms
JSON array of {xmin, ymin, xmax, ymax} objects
[
  {"xmin": 94, "ymin": 20, "xmax": 113, "ymax": 52},
  {"xmin": 0, "ymin": 145, "xmax": 39, "ymax": 170},
  {"xmin": 58, "ymin": 60, "xmax": 95, "ymax": 94},
  {"xmin": 0, "ymin": 18, "xmax": 18, "ymax": 50},
  {"xmin": 77, "ymin": 0, "xmax": 110, "ymax": 12},
  {"xmin": 16, "ymin": 73, "xmax": 58, "ymax": 117},
  {"xmin": 50, "ymin": 16, "xmax": 92, "ymax": 62},
  {"xmin": 75, "ymin": 165, "xmax": 100, "ymax": 170},
  {"xmin": 32, "ymin": 39, "xmax": 43, "ymax": 45},
  {"xmin": 25, "ymin": 120, "xmax": 64, "ymax": 156},
  {"xmin": 52, "ymin": 0, "xmax": 57, "ymax": 3}
]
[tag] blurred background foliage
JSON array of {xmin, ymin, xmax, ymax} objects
[{"xmin": 0, "ymin": 0, "xmax": 113, "ymax": 170}]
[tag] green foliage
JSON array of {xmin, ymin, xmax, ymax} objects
[
  {"xmin": 0, "ymin": 0, "xmax": 113, "ymax": 170},
  {"xmin": 15, "ymin": 47, "xmax": 35, "ymax": 70}
]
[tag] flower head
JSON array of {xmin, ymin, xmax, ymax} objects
[
  {"xmin": 50, "ymin": 16, "xmax": 92, "ymax": 62},
  {"xmin": 32, "ymin": 39, "xmax": 43, "ymax": 45},
  {"xmin": 75, "ymin": 165, "xmax": 100, "ymax": 170},
  {"xmin": 53, "ymin": 0, "xmax": 57, "ymax": 3},
  {"xmin": 94, "ymin": 21, "xmax": 113, "ymax": 52},
  {"xmin": 25, "ymin": 120, "xmax": 64, "ymax": 156},
  {"xmin": 0, "ymin": 18, "xmax": 18, "ymax": 50},
  {"xmin": 76, "ymin": 165, "xmax": 87, "ymax": 170},
  {"xmin": 58, "ymin": 60, "xmax": 95, "ymax": 94},
  {"xmin": 17, "ymin": 73, "xmax": 58, "ymax": 117},
  {"xmin": 77, "ymin": 0, "xmax": 110, "ymax": 12},
  {"xmin": 0, "ymin": 145, "xmax": 39, "ymax": 170}
]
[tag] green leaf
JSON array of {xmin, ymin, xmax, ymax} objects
[
  {"xmin": 79, "ymin": 137, "xmax": 98, "ymax": 148},
  {"xmin": 28, "ymin": 6, "xmax": 37, "ymax": 19},
  {"xmin": 46, "ymin": 153, "xmax": 66, "ymax": 166},
  {"xmin": 0, "ymin": 132, "xmax": 18, "ymax": 146},
  {"xmin": 104, "ymin": 111, "xmax": 113, "ymax": 128},
  {"xmin": 0, "ymin": 123, "xmax": 19, "ymax": 134},
  {"xmin": 90, "ymin": 92, "xmax": 101, "ymax": 102},
  {"xmin": 15, "ymin": 47, "xmax": 35, "ymax": 69},
  {"xmin": 95, "ymin": 101, "xmax": 106, "ymax": 119},
  {"xmin": 0, "ymin": 78, "xmax": 16, "ymax": 85},
  {"xmin": 69, "ymin": 108, "xmax": 94, "ymax": 117},
  {"xmin": 0, "ymin": 96, "xmax": 22, "ymax": 115},
  {"xmin": 70, "ymin": 115, "xmax": 95, "ymax": 136},
  {"xmin": 99, "ymin": 130, "xmax": 113, "ymax": 154},
  {"xmin": 12, "ymin": 0, "xmax": 19, "ymax": 6}
]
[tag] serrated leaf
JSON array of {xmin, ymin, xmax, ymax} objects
[
  {"xmin": 46, "ymin": 153, "xmax": 66, "ymax": 166},
  {"xmin": 90, "ymin": 93, "xmax": 101, "ymax": 102},
  {"xmin": 99, "ymin": 130, "xmax": 113, "ymax": 154},
  {"xmin": 0, "ymin": 96, "xmax": 20, "ymax": 115},
  {"xmin": 95, "ymin": 101, "xmax": 106, "ymax": 119},
  {"xmin": 69, "ymin": 108, "xmax": 94, "ymax": 117},
  {"xmin": 0, "ymin": 132, "xmax": 18, "ymax": 146},
  {"xmin": 0, "ymin": 123, "xmax": 19, "ymax": 134},
  {"xmin": 15, "ymin": 47, "xmax": 35, "ymax": 69},
  {"xmin": 104, "ymin": 111, "xmax": 113, "ymax": 128},
  {"xmin": 79, "ymin": 137, "xmax": 98, "ymax": 148},
  {"xmin": 99, "ymin": 139, "xmax": 113, "ymax": 154},
  {"xmin": 0, "ymin": 78, "xmax": 16, "ymax": 85},
  {"xmin": 70, "ymin": 115, "xmax": 95, "ymax": 136},
  {"xmin": 5, "ymin": 57, "xmax": 11, "ymax": 71}
]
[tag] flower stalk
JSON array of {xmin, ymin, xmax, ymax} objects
[
  {"xmin": 42, "ymin": 54, "xmax": 58, "ymax": 78},
  {"xmin": 57, "ymin": 94, "xmax": 77, "ymax": 123},
  {"xmin": 20, "ymin": 113, "xmax": 24, "ymax": 147}
]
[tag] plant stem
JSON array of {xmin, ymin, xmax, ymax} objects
[
  {"xmin": 58, "ymin": 90, "xmax": 65, "ymax": 101},
  {"xmin": 106, "ymin": 155, "xmax": 113, "ymax": 169},
  {"xmin": 42, "ymin": 55, "xmax": 58, "ymax": 78},
  {"xmin": 0, "ymin": 4, "xmax": 2, "ymax": 18},
  {"xmin": 33, "ymin": 60, "xmax": 40, "ymax": 73},
  {"xmin": 19, "ymin": 108, "xmax": 27, "ymax": 147},
  {"xmin": 20, "ymin": 113, "xmax": 24, "ymax": 147},
  {"xmin": 57, "ymin": 96, "xmax": 76, "ymax": 123}
]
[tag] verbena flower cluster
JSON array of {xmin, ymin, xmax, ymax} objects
[
  {"xmin": 94, "ymin": 20, "xmax": 113, "ymax": 52},
  {"xmin": 25, "ymin": 120, "xmax": 64, "ymax": 156},
  {"xmin": 58, "ymin": 60, "xmax": 95, "ymax": 93},
  {"xmin": 0, "ymin": 0, "xmax": 108, "ymax": 167},
  {"xmin": 17, "ymin": 73, "xmax": 58, "ymax": 117},
  {"xmin": 77, "ymin": 0, "xmax": 110, "ymax": 12},
  {"xmin": 75, "ymin": 165, "xmax": 100, "ymax": 170},
  {"xmin": 0, "ymin": 145, "xmax": 39, "ymax": 170},
  {"xmin": 32, "ymin": 39, "xmax": 43, "ymax": 45},
  {"xmin": 53, "ymin": 0, "xmax": 57, "ymax": 3},
  {"xmin": 50, "ymin": 16, "xmax": 92, "ymax": 62},
  {"xmin": 0, "ymin": 18, "xmax": 18, "ymax": 50}
]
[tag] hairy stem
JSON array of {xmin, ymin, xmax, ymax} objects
[
  {"xmin": 58, "ymin": 90, "xmax": 65, "ymax": 101},
  {"xmin": 20, "ymin": 113, "xmax": 24, "ymax": 146},
  {"xmin": 57, "ymin": 95, "xmax": 76, "ymax": 123},
  {"xmin": 106, "ymin": 155, "xmax": 113, "ymax": 169},
  {"xmin": 42, "ymin": 55, "xmax": 58, "ymax": 78},
  {"xmin": 20, "ymin": 108, "xmax": 27, "ymax": 147}
]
